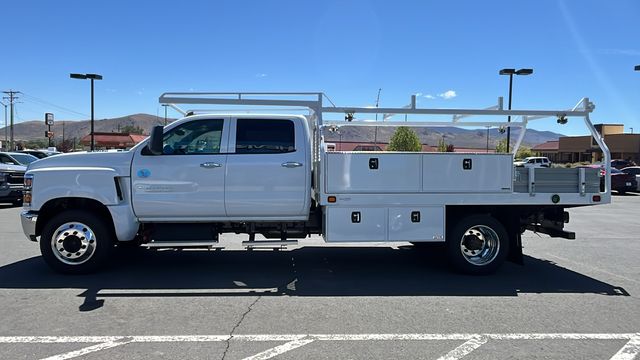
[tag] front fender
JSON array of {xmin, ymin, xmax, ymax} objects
[{"xmin": 29, "ymin": 167, "xmax": 122, "ymax": 210}]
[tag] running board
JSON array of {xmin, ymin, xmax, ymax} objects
[
  {"xmin": 242, "ymin": 240, "xmax": 298, "ymax": 249},
  {"xmin": 145, "ymin": 241, "xmax": 223, "ymax": 249}
]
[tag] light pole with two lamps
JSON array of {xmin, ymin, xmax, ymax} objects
[
  {"xmin": 70, "ymin": 73, "xmax": 102, "ymax": 151},
  {"xmin": 499, "ymin": 68, "xmax": 533, "ymax": 153}
]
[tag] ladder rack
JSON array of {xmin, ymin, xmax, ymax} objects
[{"xmin": 158, "ymin": 91, "xmax": 610, "ymax": 193}]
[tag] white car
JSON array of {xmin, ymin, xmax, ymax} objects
[{"xmin": 514, "ymin": 156, "xmax": 551, "ymax": 168}]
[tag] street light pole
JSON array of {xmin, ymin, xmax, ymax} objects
[
  {"xmin": 162, "ymin": 104, "xmax": 169, "ymax": 125},
  {"xmin": 499, "ymin": 68, "xmax": 533, "ymax": 153},
  {"xmin": 90, "ymin": 77, "xmax": 95, "ymax": 150},
  {"xmin": 70, "ymin": 73, "xmax": 102, "ymax": 151},
  {"xmin": 486, "ymin": 126, "xmax": 490, "ymax": 153}
]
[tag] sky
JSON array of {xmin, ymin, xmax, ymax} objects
[{"xmin": 1, "ymin": 0, "xmax": 639, "ymax": 136}]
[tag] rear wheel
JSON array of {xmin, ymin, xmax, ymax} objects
[
  {"xmin": 446, "ymin": 214, "xmax": 509, "ymax": 275},
  {"xmin": 40, "ymin": 210, "xmax": 114, "ymax": 274}
]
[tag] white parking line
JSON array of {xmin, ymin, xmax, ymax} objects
[
  {"xmin": 40, "ymin": 338, "xmax": 132, "ymax": 360},
  {"xmin": 242, "ymin": 338, "xmax": 316, "ymax": 360},
  {"xmin": 610, "ymin": 334, "xmax": 640, "ymax": 360},
  {"xmin": 0, "ymin": 333, "xmax": 636, "ymax": 360},
  {"xmin": 437, "ymin": 336, "xmax": 487, "ymax": 360}
]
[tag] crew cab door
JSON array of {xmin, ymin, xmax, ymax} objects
[
  {"xmin": 131, "ymin": 117, "xmax": 229, "ymax": 219},
  {"xmin": 224, "ymin": 117, "xmax": 309, "ymax": 217}
]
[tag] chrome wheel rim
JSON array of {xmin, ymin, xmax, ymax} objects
[
  {"xmin": 459, "ymin": 225, "xmax": 500, "ymax": 266},
  {"xmin": 50, "ymin": 222, "xmax": 96, "ymax": 265}
]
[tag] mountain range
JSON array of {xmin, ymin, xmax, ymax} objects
[
  {"xmin": 1, "ymin": 114, "xmax": 562, "ymax": 148},
  {"xmin": 323, "ymin": 125, "xmax": 562, "ymax": 148}
]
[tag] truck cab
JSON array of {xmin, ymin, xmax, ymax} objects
[{"xmin": 133, "ymin": 114, "xmax": 311, "ymax": 220}]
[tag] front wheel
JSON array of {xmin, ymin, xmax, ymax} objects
[
  {"xmin": 40, "ymin": 210, "xmax": 114, "ymax": 274},
  {"xmin": 446, "ymin": 214, "xmax": 509, "ymax": 275}
]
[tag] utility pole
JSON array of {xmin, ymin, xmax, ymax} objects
[
  {"xmin": 2, "ymin": 90, "xmax": 20, "ymax": 151},
  {"xmin": 1, "ymin": 101, "xmax": 7, "ymax": 150}
]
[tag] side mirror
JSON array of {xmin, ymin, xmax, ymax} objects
[{"xmin": 148, "ymin": 126, "xmax": 164, "ymax": 155}]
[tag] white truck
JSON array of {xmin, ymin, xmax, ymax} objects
[{"xmin": 20, "ymin": 92, "xmax": 611, "ymax": 275}]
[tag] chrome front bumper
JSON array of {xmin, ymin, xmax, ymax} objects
[{"xmin": 20, "ymin": 210, "xmax": 38, "ymax": 242}]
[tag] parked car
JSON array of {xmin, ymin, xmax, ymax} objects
[
  {"xmin": 611, "ymin": 159, "xmax": 636, "ymax": 170},
  {"xmin": 579, "ymin": 164, "xmax": 637, "ymax": 194},
  {"xmin": 0, "ymin": 152, "xmax": 39, "ymax": 166},
  {"xmin": 621, "ymin": 166, "xmax": 640, "ymax": 191},
  {"xmin": 353, "ymin": 145, "xmax": 383, "ymax": 151},
  {"xmin": 17, "ymin": 149, "xmax": 61, "ymax": 159},
  {"xmin": 514, "ymin": 156, "xmax": 551, "ymax": 168},
  {"xmin": 0, "ymin": 162, "xmax": 27, "ymax": 206}
]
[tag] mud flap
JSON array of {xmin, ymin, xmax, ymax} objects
[{"xmin": 508, "ymin": 232, "xmax": 524, "ymax": 265}]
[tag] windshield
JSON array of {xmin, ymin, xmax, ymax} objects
[{"xmin": 10, "ymin": 153, "xmax": 38, "ymax": 165}]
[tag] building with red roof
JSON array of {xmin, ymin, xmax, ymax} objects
[{"xmin": 79, "ymin": 132, "xmax": 148, "ymax": 150}]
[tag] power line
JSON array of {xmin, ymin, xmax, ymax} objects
[{"xmin": 20, "ymin": 92, "xmax": 89, "ymax": 118}]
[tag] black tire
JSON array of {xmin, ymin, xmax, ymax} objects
[
  {"xmin": 446, "ymin": 214, "xmax": 509, "ymax": 275},
  {"xmin": 40, "ymin": 210, "xmax": 114, "ymax": 274}
]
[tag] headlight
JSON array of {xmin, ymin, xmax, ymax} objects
[
  {"xmin": 0, "ymin": 172, "xmax": 8, "ymax": 185},
  {"xmin": 24, "ymin": 174, "xmax": 33, "ymax": 189},
  {"xmin": 23, "ymin": 174, "xmax": 33, "ymax": 206}
]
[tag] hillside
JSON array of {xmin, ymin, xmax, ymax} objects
[
  {"xmin": 2, "ymin": 114, "xmax": 562, "ymax": 148},
  {"xmin": 3, "ymin": 114, "xmax": 174, "ymax": 142},
  {"xmin": 324, "ymin": 126, "xmax": 563, "ymax": 148}
]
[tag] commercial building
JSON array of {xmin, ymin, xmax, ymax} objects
[
  {"xmin": 79, "ymin": 132, "xmax": 148, "ymax": 150},
  {"xmin": 533, "ymin": 124, "xmax": 640, "ymax": 164}
]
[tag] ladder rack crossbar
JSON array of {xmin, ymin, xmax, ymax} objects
[
  {"xmin": 321, "ymin": 107, "xmax": 588, "ymax": 118},
  {"xmin": 323, "ymin": 121, "xmax": 526, "ymax": 128},
  {"xmin": 159, "ymin": 92, "xmax": 592, "ymax": 122}
]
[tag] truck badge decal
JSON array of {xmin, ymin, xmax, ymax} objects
[{"xmin": 137, "ymin": 169, "xmax": 151, "ymax": 178}]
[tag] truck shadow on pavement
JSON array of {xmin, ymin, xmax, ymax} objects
[{"xmin": 0, "ymin": 246, "xmax": 629, "ymax": 311}]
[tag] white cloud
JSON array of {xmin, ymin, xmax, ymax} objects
[
  {"xmin": 438, "ymin": 90, "xmax": 457, "ymax": 100},
  {"xmin": 256, "ymin": 73, "xmax": 268, "ymax": 78},
  {"xmin": 414, "ymin": 92, "xmax": 423, "ymax": 97},
  {"xmin": 424, "ymin": 94, "xmax": 436, "ymax": 99}
]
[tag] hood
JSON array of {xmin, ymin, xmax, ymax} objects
[
  {"xmin": 0, "ymin": 163, "xmax": 27, "ymax": 172},
  {"xmin": 27, "ymin": 150, "xmax": 134, "ymax": 176}
]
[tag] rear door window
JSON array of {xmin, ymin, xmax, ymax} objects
[{"xmin": 235, "ymin": 119, "xmax": 295, "ymax": 154}]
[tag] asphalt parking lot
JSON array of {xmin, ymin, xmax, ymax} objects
[{"xmin": 0, "ymin": 195, "xmax": 638, "ymax": 359}]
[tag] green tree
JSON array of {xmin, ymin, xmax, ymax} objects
[
  {"xmin": 387, "ymin": 126, "xmax": 421, "ymax": 152},
  {"xmin": 437, "ymin": 137, "xmax": 455, "ymax": 152},
  {"xmin": 516, "ymin": 146, "xmax": 533, "ymax": 159},
  {"xmin": 495, "ymin": 138, "xmax": 533, "ymax": 158},
  {"xmin": 495, "ymin": 138, "xmax": 508, "ymax": 153},
  {"xmin": 23, "ymin": 139, "xmax": 49, "ymax": 149},
  {"xmin": 120, "ymin": 125, "xmax": 144, "ymax": 134}
]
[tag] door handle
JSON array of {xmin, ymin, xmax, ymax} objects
[
  {"xmin": 281, "ymin": 162, "xmax": 303, "ymax": 168},
  {"xmin": 200, "ymin": 162, "xmax": 222, "ymax": 168}
]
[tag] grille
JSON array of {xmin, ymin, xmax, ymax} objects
[{"xmin": 6, "ymin": 172, "xmax": 25, "ymax": 185}]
